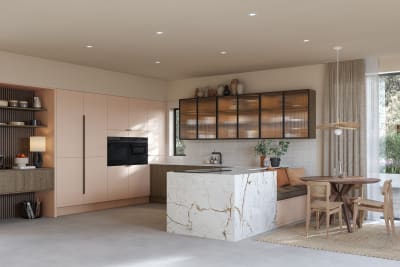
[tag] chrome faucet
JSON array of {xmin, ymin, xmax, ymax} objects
[{"xmin": 211, "ymin": 151, "xmax": 222, "ymax": 164}]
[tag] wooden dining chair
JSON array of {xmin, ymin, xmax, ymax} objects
[
  {"xmin": 353, "ymin": 179, "xmax": 395, "ymax": 234},
  {"xmin": 306, "ymin": 181, "xmax": 343, "ymax": 238}
]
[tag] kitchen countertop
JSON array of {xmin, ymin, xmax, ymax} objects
[{"xmin": 171, "ymin": 167, "xmax": 272, "ymax": 175}]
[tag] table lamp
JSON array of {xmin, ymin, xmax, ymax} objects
[{"xmin": 30, "ymin": 136, "xmax": 46, "ymax": 168}]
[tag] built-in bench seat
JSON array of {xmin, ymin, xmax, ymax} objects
[{"xmin": 274, "ymin": 168, "xmax": 307, "ymax": 227}]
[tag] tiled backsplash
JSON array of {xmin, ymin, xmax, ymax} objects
[{"xmin": 167, "ymin": 138, "xmax": 321, "ymax": 176}]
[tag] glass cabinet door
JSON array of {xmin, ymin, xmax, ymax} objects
[
  {"xmin": 179, "ymin": 98, "xmax": 197, "ymax": 139},
  {"xmin": 217, "ymin": 96, "xmax": 238, "ymax": 139},
  {"xmin": 284, "ymin": 91, "xmax": 309, "ymax": 138},
  {"xmin": 238, "ymin": 94, "xmax": 259, "ymax": 138},
  {"xmin": 260, "ymin": 93, "xmax": 284, "ymax": 138},
  {"xmin": 198, "ymin": 97, "xmax": 217, "ymax": 139}
]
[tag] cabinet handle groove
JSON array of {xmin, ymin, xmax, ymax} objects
[{"xmin": 83, "ymin": 115, "xmax": 86, "ymax": 195}]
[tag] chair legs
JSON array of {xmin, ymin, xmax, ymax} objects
[
  {"xmin": 306, "ymin": 208, "xmax": 311, "ymax": 238},
  {"xmin": 326, "ymin": 209, "xmax": 330, "ymax": 238},
  {"xmin": 316, "ymin": 211, "xmax": 320, "ymax": 230},
  {"xmin": 339, "ymin": 208, "xmax": 343, "ymax": 230},
  {"xmin": 353, "ymin": 204, "xmax": 359, "ymax": 232},
  {"xmin": 384, "ymin": 212, "xmax": 390, "ymax": 234}
]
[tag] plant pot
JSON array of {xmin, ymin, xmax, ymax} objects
[
  {"xmin": 270, "ymin": 157, "xmax": 281, "ymax": 167},
  {"xmin": 260, "ymin": 156, "xmax": 266, "ymax": 167}
]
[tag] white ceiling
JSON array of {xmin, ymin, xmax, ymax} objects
[{"xmin": 1, "ymin": 0, "xmax": 400, "ymax": 80}]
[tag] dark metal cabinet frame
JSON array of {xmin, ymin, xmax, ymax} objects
[{"xmin": 179, "ymin": 89, "xmax": 316, "ymax": 140}]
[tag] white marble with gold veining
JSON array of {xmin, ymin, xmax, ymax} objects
[{"xmin": 166, "ymin": 169, "xmax": 277, "ymax": 241}]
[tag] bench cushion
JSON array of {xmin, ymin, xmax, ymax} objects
[{"xmin": 277, "ymin": 185, "xmax": 307, "ymax": 201}]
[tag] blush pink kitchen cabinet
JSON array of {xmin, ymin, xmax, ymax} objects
[
  {"xmin": 147, "ymin": 101, "xmax": 166, "ymax": 157},
  {"xmin": 129, "ymin": 98, "xmax": 148, "ymax": 132},
  {"xmin": 56, "ymin": 90, "xmax": 108, "ymax": 207},
  {"xmin": 107, "ymin": 166, "xmax": 131, "ymax": 200},
  {"xmin": 129, "ymin": 165, "xmax": 150, "ymax": 197},
  {"xmin": 107, "ymin": 96, "xmax": 129, "ymax": 131}
]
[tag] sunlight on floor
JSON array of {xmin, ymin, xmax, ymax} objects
[{"xmin": 110, "ymin": 256, "xmax": 192, "ymax": 267}]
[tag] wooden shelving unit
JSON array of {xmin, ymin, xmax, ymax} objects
[
  {"xmin": 0, "ymin": 106, "xmax": 46, "ymax": 112},
  {"xmin": 0, "ymin": 124, "xmax": 47, "ymax": 128}
]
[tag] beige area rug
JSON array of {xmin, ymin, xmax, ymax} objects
[{"xmin": 259, "ymin": 221, "xmax": 400, "ymax": 261}]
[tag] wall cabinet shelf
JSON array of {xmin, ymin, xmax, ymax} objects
[
  {"xmin": 179, "ymin": 89, "xmax": 316, "ymax": 140},
  {"xmin": 0, "ymin": 106, "xmax": 46, "ymax": 112},
  {"xmin": 0, "ymin": 124, "xmax": 47, "ymax": 128}
]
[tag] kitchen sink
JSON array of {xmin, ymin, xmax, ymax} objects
[{"xmin": 177, "ymin": 168, "xmax": 232, "ymax": 173}]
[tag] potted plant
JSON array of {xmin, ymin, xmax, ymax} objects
[
  {"xmin": 255, "ymin": 140, "xmax": 268, "ymax": 167},
  {"xmin": 265, "ymin": 140, "xmax": 290, "ymax": 167}
]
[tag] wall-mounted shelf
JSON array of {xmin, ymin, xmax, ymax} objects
[
  {"xmin": 0, "ymin": 106, "xmax": 46, "ymax": 112},
  {"xmin": 0, "ymin": 124, "xmax": 47, "ymax": 128}
]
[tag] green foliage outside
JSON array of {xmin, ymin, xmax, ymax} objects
[{"xmin": 380, "ymin": 74, "xmax": 400, "ymax": 173}]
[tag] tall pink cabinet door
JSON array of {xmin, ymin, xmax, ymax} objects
[
  {"xmin": 147, "ymin": 101, "xmax": 166, "ymax": 156},
  {"xmin": 83, "ymin": 93, "xmax": 108, "ymax": 204},
  {"xmin": 107, "ymin": 96, "xmax": 129, "ymax": 131},
  {"xmin": 84, "ymin": 93, "xmax": 107, "ymax": 157},
  {"xmin": 56, "ymin": 90, "xmax": 84, "ymax": 158},
  {"xmin": 129, "ymin": 165, "xmax": 150, "ymax": 198},
  {"xmin": 129, "ymin": 99, "xmax": 148, "ymax": 132},
  {"xmin": 56, "ymin": 158, "xmax": 83, "ymax": 207},
  {"xmin": 107, "ymin": 166, "xmax": 130, "ymax": 200}
]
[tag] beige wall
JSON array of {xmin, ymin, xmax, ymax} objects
[
  {"xmin": 379, "ymin": 54, "xmax": 400, "ymax": 73},
  {"xmin": 0, "ymin": 51, "xmax": 167, "ymax": 101},
  {"xmin": 167, "ymin": 64, "xmax": 327, "ymax": 175}
]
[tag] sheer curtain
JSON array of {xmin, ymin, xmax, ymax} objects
[
  {"xmin": 322, "ymin": 59, "xmax": 366, "ymax": 177},
  {"xmin": 365, "ymin": 57, "xmax": 384, "ymax": 220}
]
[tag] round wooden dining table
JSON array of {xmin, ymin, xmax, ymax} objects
[{"xmin": 301, "ymin": 176, "xmax": 380, "ymax": 233}]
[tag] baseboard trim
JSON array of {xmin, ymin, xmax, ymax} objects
[{"xmin": 56, "ymin": 197, "xmax": 149, "ymax": 217}]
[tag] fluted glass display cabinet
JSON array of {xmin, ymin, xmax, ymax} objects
[
  {"xmin": 260, "ymin": 92, "xmax": 284, "ymax": 138},
  {"xmin": 283, "ymin": 90, "xmax": 316, "ymax": 138},
  {"xmin": 217, "ymin": 96, "xmax": 238, "ymax": 139},
  {"xmin": 179, "ymin": 98, "xmax": 197, "ymax": 139},
  {"xmin": 197, "ymin": 97, "xmax": 217, "ymax": 139},
  {"xmin": 238, "ymin": 94, "xmax": 259, "ymax": 138}
]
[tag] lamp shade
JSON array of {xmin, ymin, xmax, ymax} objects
[{"xmin": 30, "ymin": 136, "xmax": 46, "ymax": 152}]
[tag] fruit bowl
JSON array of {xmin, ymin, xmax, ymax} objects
[{"xmin": 15, "ymin": 157, "xmax": 29, "ymax": 167}]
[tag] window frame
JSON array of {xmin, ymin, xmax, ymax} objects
[{"xmin": 173, "ymin": 108, "xmax": 185, "ymax": 156}]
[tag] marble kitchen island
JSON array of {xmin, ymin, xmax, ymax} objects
[{"xmin": 166, "ymin": 168, "xmax": 277, "ymax": 241}]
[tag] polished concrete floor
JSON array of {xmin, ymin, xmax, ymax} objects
[{"xmin": 0, "ymin": 204, "xmax": 398, "ymax": 267}]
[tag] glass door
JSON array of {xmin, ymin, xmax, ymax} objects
[
  {"xmin": 179, "ymin": 98, "xmax": 197, "ymax": 139},
  {"xmin": 198, "ymin": 97, "xmax": 217, "ymax": 139},
  {"xmin": 284, "ymin": 91, "xmax": 309, "ymax": 138},
  {"xmin": 238, "ymin": 94, "xmax": 259, "ymax": 138},
  {"xmin": 260, "ymin": 93, "xmax": 283, "ymax": 138},
  {"xmin": 217, "ymin": 96, "xmax": 238, "ymax": 139}
]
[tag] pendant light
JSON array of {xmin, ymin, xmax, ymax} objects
[{"xmin": 317, "ymin": 46, "xmax": 360, "ymax": 134}]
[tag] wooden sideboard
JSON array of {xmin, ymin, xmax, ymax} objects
[{"xmin": 0, "ymin": 168, "xmax": 54, "ymax": 195}]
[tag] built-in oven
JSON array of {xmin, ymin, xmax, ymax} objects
[{"xmin": 107, "ymin": 137, "xmax": 148, "ymax": 166}]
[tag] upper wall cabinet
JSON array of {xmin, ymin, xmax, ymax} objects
[
  {"xmin": 260, "ymin": 92, "xmax": 284, "ymax": 139},
  {"xmin": 147, "ymin": 101, "xmax": 166, "ymax": 156},
  {"xmin": 107, "ymin": 96, "xmax": 129, "ymax": 131},
  {"xmin": 84, "ymin": 93, "xmax": 107, "ymax": 157},
  {"xmin": 218, "ymin": 96, "xmax": 238, "ymax": 139},
  {"xmin": 198, "ymin": 97, "xmax": 217, "ymax": 139},
  {"xmin": 284, "ymin": 90, "xmax": 316, "ymax": 139},
  {"xmin": 179, "ymin": 98, "xmax": 197, "ymax": 140},
  {"xmin": 238, "ymin": 94, "xmax": 259, "ymax": 139},
  {"xmin": 129, "ymin": 99, "xmax": 148, "ymax": 132},
  {"xmin": 179, "ymin": 89, "xmax": 316, "ymax": 140}
]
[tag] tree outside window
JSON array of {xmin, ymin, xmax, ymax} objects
[{"xmin": 174, "ymin": 108, "xmax": 185, "ymax": 156}]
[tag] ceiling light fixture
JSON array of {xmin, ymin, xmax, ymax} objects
[
  {"xmin": 155, "ymin": 60, "xmax": 161, "ymax": 64},
  {"xmin": 220, "ymin": 51, "xmax": 228, "ymax": 55},
  {"xmin": 248, "ymin": 12, "xmax": 257, "ymax": 17},
  {"xmin": 317, "ymin": 46, "xmax": 359, "ymax": 132},
  {"xmin": 303, "ymin": 39, "xmax": 310, "ymax": 43},
  {"xmin": 84, "ymin": 44, "xmax": 94, "ymax": 48},
  {"xmin": 156, "ymin": 31, "xmax": 164, "ymax": 35}
]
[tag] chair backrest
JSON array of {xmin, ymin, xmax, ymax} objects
[
  {"xmin": 307, "ymin": 181, "xmax": 330, "ymax": 203},
  {"xmin": 381, "ymin": 179, "xmax": 393, "ymax": 205}
]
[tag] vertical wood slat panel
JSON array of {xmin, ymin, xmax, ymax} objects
[
  {"xmin": 0, "ymin": 192, "xmax": 35, "ymax": 219},
  {"xmin": 0, "ymin": 87, "xmax": 35, "ymax": 168}
]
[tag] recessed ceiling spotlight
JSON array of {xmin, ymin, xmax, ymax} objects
[
  {"xmin": 303, "ymin": 39, "xmax": 310, "ymax": 43},
  {"xmin": 155, "ymin": 60, "xmax": 161, "ymax": 64},
  {"xmin": 248, "ymin": 12, "xmax": 257, "ymax": 17},
  {"xmin": 84, "ymin": 44, "xmax": 94, "ymax": 48},
  {"xmin": 156, "ymin": 31, "xmax": 164, "ymax": 35},
  {"xmin": 220, "ymin": 51, "xmax": 228, "ymax": 55}
]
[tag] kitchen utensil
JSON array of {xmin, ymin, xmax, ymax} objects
[
  {"xmin": 9, "ymin": 121, "xmax": 25, "ymax": 126},
  {"xmin": 0, "ymin": 100, "xmax": 8, "ymax": 107},
  {"xmin": 8, "ymin": 100, "xmax": 18, "ymax": 107},
  {"xmin": 19, "ymin": 101, "xmax": 28, "ymax": 108},
  {"xmin": 33, "ymin": 96, "xmax": 42, "ymax": 108}
]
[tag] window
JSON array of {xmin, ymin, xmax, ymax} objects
[{"xmin": 173, "ymin": 108, "xmax": 185, "ymax": 156}]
